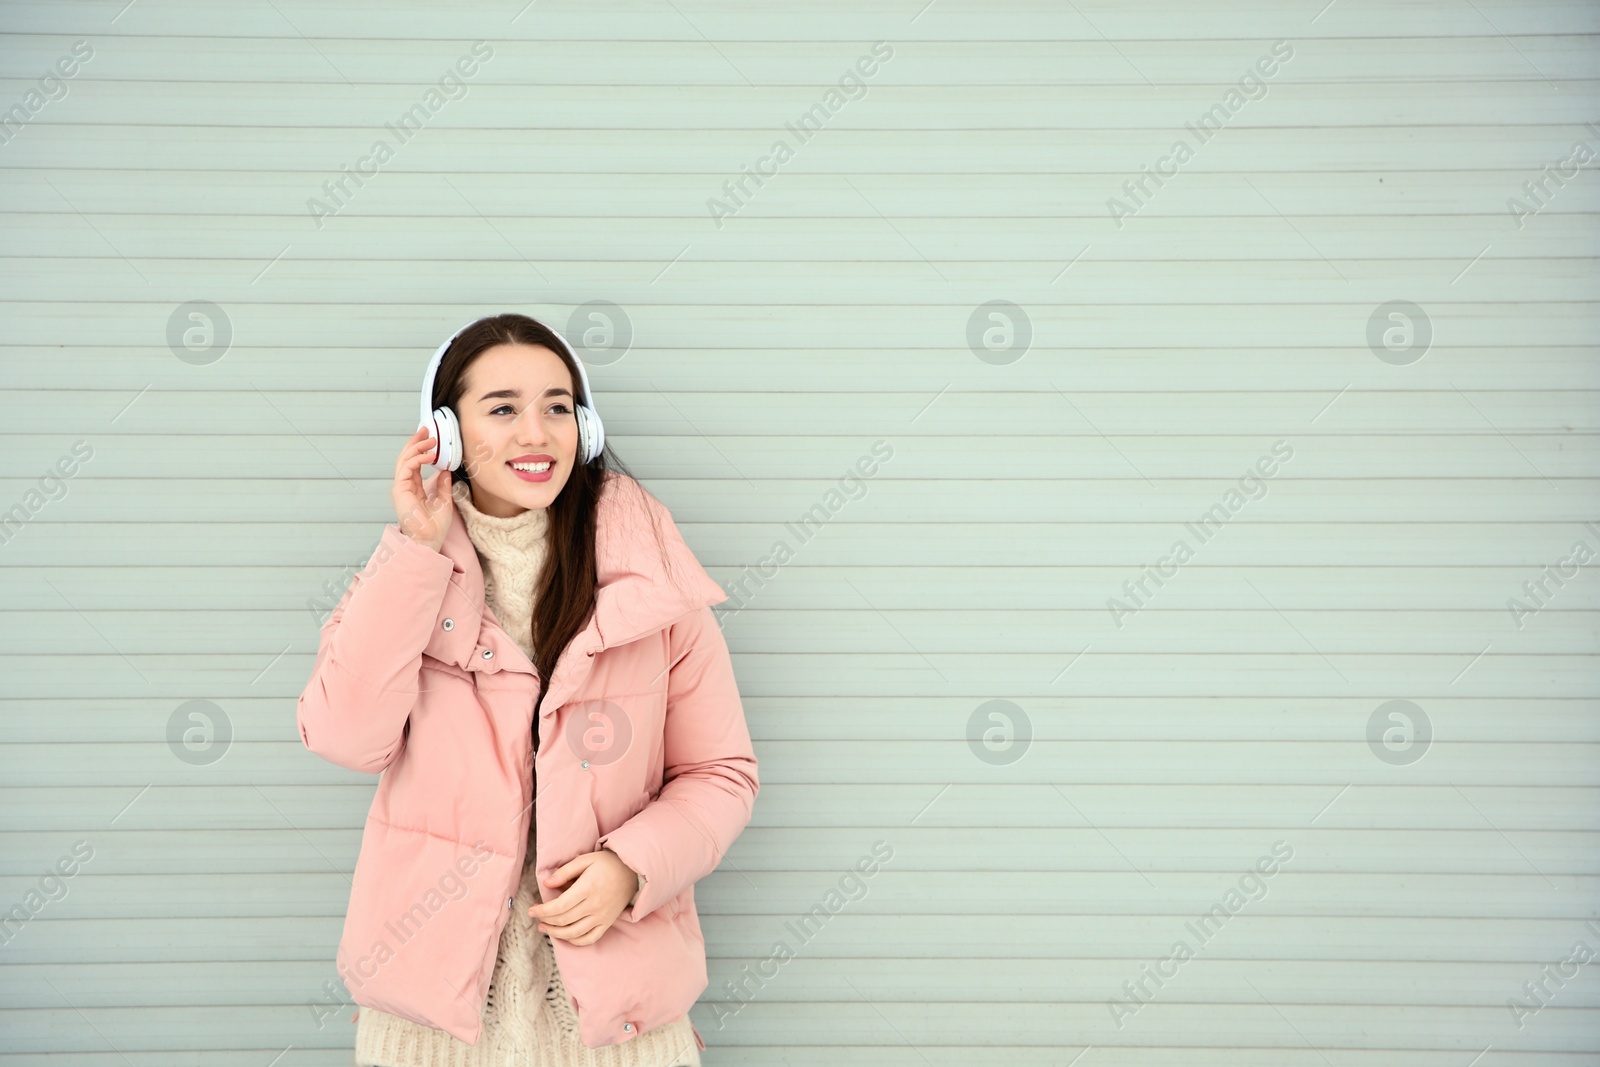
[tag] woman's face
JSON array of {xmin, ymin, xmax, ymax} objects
[{"xmin": 455, "ymin": 342, "xmax": 580, "ymax": 518}]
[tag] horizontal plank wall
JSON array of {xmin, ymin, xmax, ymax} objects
[{"xmin": 1, "ymin": 1, "xmax": 1597, "ymax": 1063}]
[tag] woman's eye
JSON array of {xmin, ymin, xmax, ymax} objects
[{"xmin": 489, "ymin": 403, "xmax": 569, "ymax": 416}]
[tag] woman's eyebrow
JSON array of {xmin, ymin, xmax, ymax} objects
[{"xmin": 476, "ymin": 386, "xmax": 574, "ymax": 401}]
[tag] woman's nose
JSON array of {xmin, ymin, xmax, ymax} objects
[{"xmin": 514, "ymin": 410, "xmax": 549, "ymax": 443}]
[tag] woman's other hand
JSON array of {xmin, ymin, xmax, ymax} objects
[
  {"xmin": 393, "ymin": 426, "xmax": 455, "ymax": 551},
  {"xmin": 530, "ymin": 849, "xmax": 641, "ymax": 946}
]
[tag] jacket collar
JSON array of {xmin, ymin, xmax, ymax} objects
[{"xmin": 428, "ymin": 468, "xmax": 727, "ymax": 661}]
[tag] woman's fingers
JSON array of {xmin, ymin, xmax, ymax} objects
[
  {"xmin": 542, "ymin": 914, "xmax": 602, "ymax": 942},
  {"xmin": 532, "ymin": 886, "xmax": 585, "ymax": 924},
  {"xmin": 394, "ymin": 428, "xmax": 448, "ymax": 544},
  {"xmin": 400, "ymin": 433, "xmax": 444, "ymax": 484},
  {"xmin": 406, "ymin": 431, "xmax": 438, "ymax": 466},
  {"xmin": 396, "ymin": 429, "xmax": 432, "ymax": 481}
]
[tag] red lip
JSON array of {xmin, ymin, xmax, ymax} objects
[{"xmin": 507, "ymin": 456, "xmax": 555, "ymax": 483}]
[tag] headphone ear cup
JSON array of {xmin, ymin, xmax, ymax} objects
[
  {"xmin": 575, "ymin": 404, "xmax": 604, "ymax": 464},
  {"xmin": 432, "ymin": 406, "xmax": 463, "ymax": 471}
]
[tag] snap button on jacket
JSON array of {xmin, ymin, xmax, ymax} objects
[{"xmin": 296, "ymin": 470, "xmax": 758, "ymax": 1049}]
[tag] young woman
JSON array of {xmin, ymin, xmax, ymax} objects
[{"xmin": 296, "ymin": 313, "xmax": 759, "ymax": 1066}]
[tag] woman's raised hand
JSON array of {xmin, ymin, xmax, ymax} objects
[{"xmin": 393, "ymin": 426, "xmax": 455, "ymax": 551}]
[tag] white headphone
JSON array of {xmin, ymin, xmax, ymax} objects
[{"xmin": 419, "ymin": 315, "xmax": 606, "ymax": 472}]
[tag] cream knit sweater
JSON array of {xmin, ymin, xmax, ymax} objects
[{"xmin": 351, "ymin": 479, "xmax": 702, "ymax": 1067}]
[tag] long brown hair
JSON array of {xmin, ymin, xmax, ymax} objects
[{"xmin": 428, "ymin": 312, "xmax": 665, "ymax": 721}]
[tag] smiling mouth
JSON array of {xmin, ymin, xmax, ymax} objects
[{"xmin": 507, "ymin": 459, "xmax": 555, "ymax": 482}]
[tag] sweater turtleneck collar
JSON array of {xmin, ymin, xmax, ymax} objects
[{"xmin": 450, "ymin": 478, "xmax": 550, "ymax": 568}]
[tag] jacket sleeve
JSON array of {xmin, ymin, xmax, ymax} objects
[
  {"xmin": 598, "ymin": 602, "xmax": 759, "ymax": 922},
  {"xmin": 296, "ymin": 523, "xmax": 457, "ymax": 774}
]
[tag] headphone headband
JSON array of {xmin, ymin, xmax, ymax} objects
[{"xmin": 418, "ymin": 314, "xmax": 604, "ymax": 470}]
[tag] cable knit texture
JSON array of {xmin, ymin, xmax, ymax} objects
[{"xmin": 351, "ymin": 479, "xmax": 701, "ymax": 1067}]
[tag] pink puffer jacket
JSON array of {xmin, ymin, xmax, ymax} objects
[{"xmin": 296, "ymin": 469, "xmax": 758, "ymax": 1050}]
